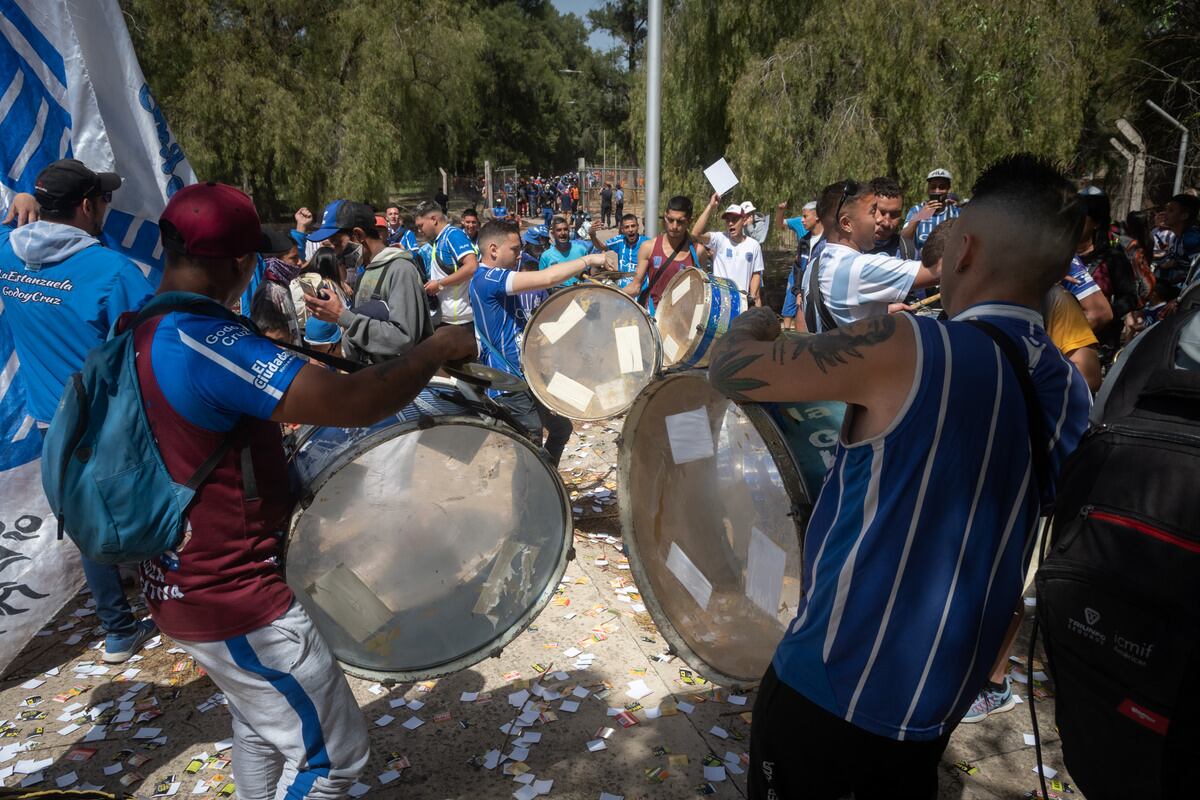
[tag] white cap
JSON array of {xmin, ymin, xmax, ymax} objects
[
  {"xmin": 802, "ymin": 201, "xmax": 817, "ymax": 211},
  {"xmin": 926, "ymin": 168, "xmax": 953, "ymax": 181},
  {"xmin": 740, "ymin": 201, "xmax": 757, "ymax": 215},
  {"xmin": 721, "ymin": 204, "xmax": 744, "ymax": 217}
]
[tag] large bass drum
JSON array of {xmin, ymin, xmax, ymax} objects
[
  {"xmin": 653, "ymin": 269, "xmax": 746, "ymax": 369},
  {"xmin": 617, "ymin": 371, "xmax": 845, "ymax": 686},
  {"xmin": 522, "ymin": 282, "xmax": 661, "ymax": 421},
  {"xmin": 285, "ymin": 384, "xmax": 572, "ymax": 682}
]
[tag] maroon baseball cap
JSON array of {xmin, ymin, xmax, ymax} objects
[{"xmin": 159, "ymin": 182, "xmax": 262, "ymax": 258}]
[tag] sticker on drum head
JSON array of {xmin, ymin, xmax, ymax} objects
[
  {"xmin": 594, "ymin": 377, "xmax": 631, "ymax": 411},
  {"xmin": 665, "ymin": 407, "xmax": 714, "ymax": 464},
  {"xmin": 671, "ymin": 276, "xmax": 694, "ymax": 306},
  {"xmin": 546, "ymin": 372, "xmax": 595, "ymax": 411},
  {"xmin": 541, "ymin": 300, "xmax": 586, "ymax": 344},
  {"xmin": 745, "ymin": 527, "xmax": 786, "ymax": 617},
  {"xmin": 690, "ymin": 302, "xmax": 707, "ymax": 333},
  {"xmin": 662, "ymin": 335, "xmax": 681, "ymax": 363},
  {"xmin": 614, "ymin": 325, "xmax": 644, "ymax": 374},
  {"xmin": 307, "ymin": 563, "xmax": 394, "ymax": 642},
  {"xmin": 665, "ymin": 542, "xmax": 712, "ymax": 611}
]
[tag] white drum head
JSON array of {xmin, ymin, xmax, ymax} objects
[
  {"xmin": 654, "ymin": 270, "xmax": 710, "ymax": 368},
  {"xmin": 287, "ymin": 411, "xmax": 572, "ymax": 682},
  {"xmin": 522, "ymin": 283, "xmax": 661, "ymax": 420},
  {"xmin": 618, "ymin": 373, "xmax": 814, "ymax": 685}
]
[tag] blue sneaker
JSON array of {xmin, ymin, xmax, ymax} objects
[
  {"xmin": 961, "ymin": 677, "xmax": 1016, "ymax": 723},
  {"xmin": 103, "ymin": 619, "xmax": 157, "ymax": 664}
]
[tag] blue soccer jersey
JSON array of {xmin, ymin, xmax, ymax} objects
[
  {"xmin": 773, "ymin": 304, "xmax": 1090, "ymax": 741},
  {"xmin": 149, "ymin": 309, "xmax": 305, "ymax": 430}
]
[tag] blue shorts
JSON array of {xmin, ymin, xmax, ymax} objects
[{"xmin": 782, "ymin": 270, "xmax": 798, "ymax": 317}]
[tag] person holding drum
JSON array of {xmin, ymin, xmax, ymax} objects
[
  {"xmin": 691, "ymin": 192, "xmax": 765, "ymax": 306},
  {"xmin": 139, "ymin": 183, "xmax": 478, "ymax": 800},
  {"xmin": 470, "ymin": 219, "xmax": 609, "ymax": 465},
  {"xmin": 621, "ymin": 194, "xmax": 705, "ymax": 312},
  {"xmin": 706, "ymin": 154, "xmax": 1091, "ymax": 800}
]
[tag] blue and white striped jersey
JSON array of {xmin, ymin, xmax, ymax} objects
[
  {"xmin": 605, "ymin": 234, "xmax": 649, "ymax": 288},
  {"xmin": 1062, "ymin": 255, "xmax": 1100, "ymax": 300},
  {"xmin": 904, "ymin": 202, "xmax": 961, "ymax": 252},
  {"xmin": 773, "ymin": 304, "xmax": 1090, "ymax": 741},
  {"xmin": 468, "ymin": 265, "xmax": 524, "ymax": 397},
  {"xmin": 806, "ymin": 242, "xmax": 920, "ymax": 331}
]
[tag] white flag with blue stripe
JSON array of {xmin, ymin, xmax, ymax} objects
[{"xmin": 0, "ymin": 0, "xmax": 194, "ymax": 673}]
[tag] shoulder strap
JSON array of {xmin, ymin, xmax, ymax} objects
[
  {"xmin": 474, "ymin": 323, "xmax": 522, "ymax": 377},
  {"xmin": 900, "ymin": 235, "xmax": 915, "ymax": 261},
  {"xmin": 965, "ymin": 320, "xmax": 1053, "ymax": 515},
  {"xmin": 639, "ymin": 235, "xmax": 690, "ymax": 305},
  {"xmin": 805, "ymin": 250, "xmax": 838, "ymax": 332}
]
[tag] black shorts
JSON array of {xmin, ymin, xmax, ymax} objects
[{"xmin": 748, "ymin": 664, "xmax": 954, "ymax": 800}]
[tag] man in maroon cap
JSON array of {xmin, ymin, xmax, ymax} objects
[{"xmin": 136, "ymin": 182, "xmax": 476, "ymax": 799}]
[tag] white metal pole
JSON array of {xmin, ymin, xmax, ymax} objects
[
  {"xmin": 644, "ymin": 0, "xmax": 663, "ymax": 237},
  {"xmin": 484, "ymin": 160, "xmax": 492, "ymax": 211},
  {"xmin": 1145, "ymin": 99, "xmax": 1189, "ymax": 196},
  {"xmin": 1110, "ymin": 137, "xmax": 1135, "ymax": 221}
]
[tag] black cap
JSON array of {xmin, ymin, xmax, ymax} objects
[
  {"xmin": 33, "ymin": 159, "xmax": 121, "ymax": 212},
  {"xmin": 258, "ymin": 228, "xmax": 298, "ymax": 255}
]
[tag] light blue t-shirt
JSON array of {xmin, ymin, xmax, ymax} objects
[
  {"xmin": 538, "ymin": 241, "xmax": 591, "ymax": 287},
  {"xmin": 0, "ymin": 224, "xmax": 154, "ymax": 422}
]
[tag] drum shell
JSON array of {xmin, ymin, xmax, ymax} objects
[
  {"xmin": 617, "ymin": 371, "xmax": 845, "ymax": 686},
  {"xmin": 522, "ymin": 282, "xmax": 663, "ymax": 421},
  {"xmin": 655, "ymin": 270, "xmax": 745, "ymax": 369},
  {"xmin": 285, "ymin": 388, "xmax": 573, "ymax": 683}
]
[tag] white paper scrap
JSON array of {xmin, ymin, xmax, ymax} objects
[
  {"xmin": 703, "ymin": 158, "xmax": 739, "ymax": 196},
  {"xmin": 562, "ymin": 647, "xmax": 581, "ymax": 658},
  {"xmin": 559, "ymin": 700, "xmax": 580, "ymax": 713},
  {"xmin": 671, "ymin": 275, "xmax": 693, "ymax": 306},
  {"xmin": 19, "ymin": 679, "xmax": 44, "ymax": 690},
  {"xmin": 514, "ymin": 786, "xmax": 539, "ymax": 800},
  {"xmin": 533, "ymin": 779, "xmax": 554, "ymax": 795},
  {"xmin": 572, "ymin": 686, "xmax": 590, "ymax": 699},
  {"xmin": 402, "ymin": 716, "xmax": 425, "ymax": 730},
  {"xmin": 664, "ymin": 407, "xmax": 714, "ymax": 464},
  {"xmin": 677, "ymin": 701, "xmax": 695, "ymax": 714},
  {"xmin": 729, "ymin": 695, "xmax": 748, "ymax": 706},
  {"xmin": 406, "ymin": 700, "xmax": 425, "ymax": 711},
  {"xmin": 614, "ymin": 325, "xmax": 643, "ymax": 374},
  {"xmin": 586, "ymin": 739, "xmax": 608, "ymax": 752},
  {"xmin": 665, "ymin": 542, "xmax": 713, "ymax": 611},
  {"xmin": 460, "ymin": 692, "xmax": 478, "ymax": 702},
  {"xmin": 546, "ymin": 372, "xmax": 594, "ymax": 411},
  {"xmin": 508, "ymin": 689, "xmax": 531, "ymax": 708},
  {"xmin": 709, "ymin": 725, "xmax": 729, "ymax": 739},
  {"xmin": 703, "ymin": 764, "xmax": 728, "ymax": 782},
  {"xmin": 1033, "ymin": 765, "xmax": 1058, "ymax": 779},
  {"xmin": 389, "ymin": 698, "xmax": 407, "ymax": 709},
  {"xmin": 379, "ymin": 769, "xmax": 400, "ymax": 785},
  {"xmin": 55, "ymin": 771, "xmax": 78, "ymax": 788},
  {"xmin": 746, "ymin": 527, "xmax": 787, "ymax": 615},
  {"xmin": 662, "ymin": 335, "xmax": 681, "ymax": 363},
  {"xmin": 102, "ymin": 763, "xmax": 123, "ymax": 776},
  {"xmin": 626, "ymin": 680, "xmax": 652, "ymax": 700},
  {"xmin": 374, "ymin": 714, "xmax": 394, "ymax": 727},
  {"xmin": 506, "ymin": 747, "xmax": 529, "ymax": 762},
  {"xmin": 1023, "ymin": 733, "xmax": 1037, "ymax": 746},
  {"xmin": 348, "ymin": 783, "xmax": 370, "ymax": 798}
]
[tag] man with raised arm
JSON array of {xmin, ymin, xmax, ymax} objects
[{"xmin": 707, "ymin": 154, "xmax": 1091, "ymax": 799}]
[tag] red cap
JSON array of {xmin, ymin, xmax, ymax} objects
[
  {"xmin": 159, "ymin": 182, "xmax": 261, "ymax": 259},
  {"xmin": 374, "ymin": 214, "xmax": 388, "ymax": 228}
]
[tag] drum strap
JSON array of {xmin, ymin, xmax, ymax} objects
[
  {"xmin": 804, "ymin": 250, "xmax": 839, "ymax": 332},
  {"xmin": 238, "ymin": 311, "xmax": 365, "ymax": 373},
  {"xmin": 639, "ymin": 235, "xmax": 691, "ymax": 306}
]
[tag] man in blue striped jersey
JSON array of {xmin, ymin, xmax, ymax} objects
[
  {"xmin": 589, "ymin": 213, "xmax": 650, "ymax": 290},
  {"xmin": 708, "ymin": 154, "xmax": 1091, "ymax": 799},
  {"xmin": 469, "ymin": 219, "xmax": 606, "ymax": 465},
  {"xmin": 901, "ymin": 167, "xmax": 961, "ymax": 253}
]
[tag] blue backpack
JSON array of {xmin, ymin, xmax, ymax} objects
[{"xmin": 41, "ymin": 292, "xmax": 244, "ymax": 565}]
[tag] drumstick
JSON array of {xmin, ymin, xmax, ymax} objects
[{"xmin": 908, "ymin": 292, "xmax": 941, "ymax": 309}]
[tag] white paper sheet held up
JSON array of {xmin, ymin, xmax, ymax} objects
[{"xmin": 704, "ymin": 158, "xmax": 739, "ymax": 196}]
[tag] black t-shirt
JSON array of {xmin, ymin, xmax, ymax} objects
[{"xmin": 600, "ymin": 188, "xmax": 612, "ymax": 206}]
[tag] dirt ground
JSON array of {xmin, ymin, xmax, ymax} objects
[{"xmin": 0, "ymin": 422, "xmax": 1077, "ymax": 800}]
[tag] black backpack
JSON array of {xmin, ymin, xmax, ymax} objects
[{"xmin": 1035, "ymin": 290, "xmax": 1200, "ymax": 799}]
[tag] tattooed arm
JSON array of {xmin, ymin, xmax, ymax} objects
[
  {"xmin": 272, "ymin": 325, "xmax": 477, "ymax": 427},
  {"xmin": 707, "ymin": 307, "xmax": 916, "ymax": 414}
]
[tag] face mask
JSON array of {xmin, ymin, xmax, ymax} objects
[{"xmin": 338, "ymin": 242, "xmax": 363, "ymax": 271}]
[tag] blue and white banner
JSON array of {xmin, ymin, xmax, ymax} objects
[{"xmin": 0, "ymin": 0, "xmax": 195, "ymax": 674}]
